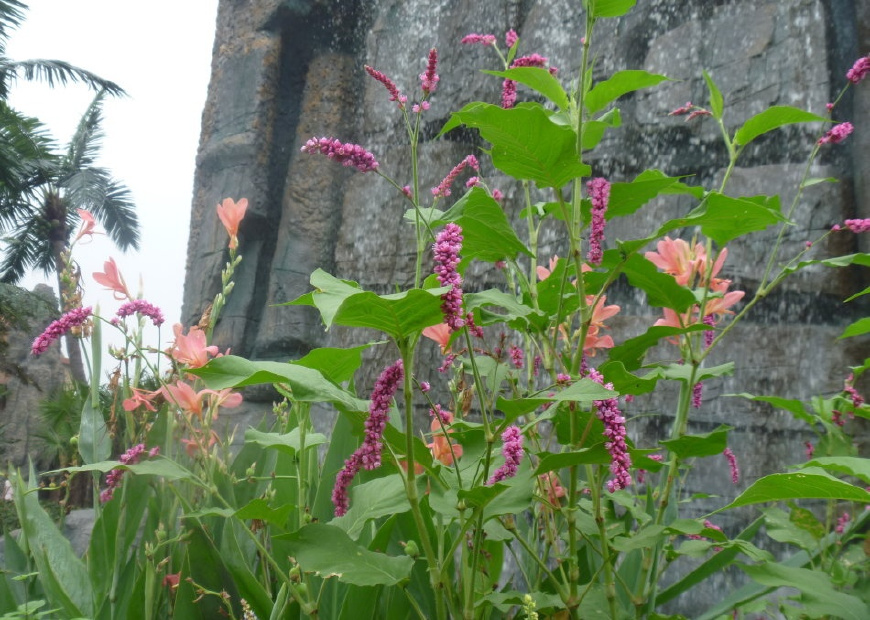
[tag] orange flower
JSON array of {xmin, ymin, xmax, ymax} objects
[
  {"xmin": 538, "ymin": 472, "xmax": 566, "ymax": 506},
  {"xmin": 422, "ymin": 322, "xmax": 452, "ymax": 354},
  {"xmin": 122, "ymin": 387, "xmax": 160, "ymax": 412},
  {"xmin": 168, "ymin": 323, "xmax": 219, "ymax": 368},
  {"xmin": 161, "ymin": 380, "xmax": 242, "ymax": 419},
  {"xmin": 93, "ymin": 257, "xmax": 131, "ymax": 301},
  {"xmin": 536, "ymin": 255, "xmax": 561, "ymax": 281},
  {"xmin": 582, "ymin": 295, "xmax": 620, "ymax": 355},
  {"xmin": 216, "ymin": 197, "xmax": 248, "ymax": 250},
  {"xmin": 427, "ymin": 410, "xmax": 463, "ymax": 466}
]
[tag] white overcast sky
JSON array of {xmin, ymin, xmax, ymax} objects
[{"xmin": 7, "ymin": 0, "xmax": 218, "ymax": 350}]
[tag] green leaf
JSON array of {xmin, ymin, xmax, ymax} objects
[
  {"xmin": 189, "ymin": 355, "xmax": 367, "ymax": 411},
  {"xmin": 763, "ymin": 507, "xmax": 820, "ymax": 551},
  {"xmin": 496, "ymin": 379, "xmax": 617, "ymax": 418},
  {"xmin": 443, "ymin": 187, "xmax": 532, "ymax": 260},
  {"xmin": 329, "ymin": 475, "xmax": 411, "ymax": 540},
  {"xmin": 245, "ymin": 428, "xmax": 327, "ymax": 456},
  {"xmin": 590, "ymin": 0, "xmax": 637, "ymax": 18},
  {"xmin": 714, "ymin": 468, "xmax": 870, "ymax": 513},
  {"xmin": 605, "ymin": 252, "xmax": 697, "ymax": 310},
  {"xmin": 585, "ymin": 69, "xmax": 669, "ymax": 114},
  {"xmin": 56, "ymin": 457, "xmax": 202, "ymax": 483},
  {"xmin": 78, "ymin": 399, "xmax": 110, "ymax": 465},
  {"xmin": 445, "ymin": 102, "xmax": 590, "ymax": 187},
  {"xmin": 279, "ymin": 524, "xmax": 414, "ymax": 586},
  {"xmin": 702, "ymin": 70, "xmax": 723, "ymax": 119},
  {"xmin": 647, "ymin": 362, "xmax": 734, "ymax": 383},
  {"xmin": 729, "ymin": 392, "xmax": 815, "ymax": 425},
  {"xmin": 800, "ymin": 456, "xmax": 870, "ymax": 484},
  {"xmin": 681, "ymin": 192, "xmax": 785, "ymax": 245},
  {"xmin": 607, "ymin": 170, "xmax": 686, "ymax": 218},
  {"xmin": 295, "ymin": 343, "xmax": 378, "ymax": 384},
  {"xmin": 607, "ymin": 324, "xmax": 709, "ymax": 371},
  {"xmin": 582, "ymin": 107, "xmax": 621, "ymax": 150},
  {"xmin": 840, "ymin": 317, "xmax": 870, "ymax": 339},
  {"xmin": 482, "ymin": 67, "xmax": 569, "ymax": 109},
  {"xmin": 800, "ymin": 176, "xmax": 838, "ymax": 189},
  {"xmin": 534, "ymin": 444, "xmax": 612, "ymax": 474},
  {"xmin": 734, "ymin": 106, "xmax": 829, "ymax": 147},
  {"xmin": 464, "ymin": 288, "xmax": 540, "ymax": 327},
  {"xmin": 844, "ymin": 284, "xmax": 870, "ymax": 302},
  {"xmin": 597, "ymin": 361, "xmax": 660, "ymax": 395},
  {"xmin": 660, "ymin": 425, "xmax": 732, "ymax": 459},
  {"xmin": 738, "ymin": 563, "xmax": 870, "ymax": 620}
]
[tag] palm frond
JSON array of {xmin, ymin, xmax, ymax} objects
[
  {"xmin": 64, "ymin": 90, "xmax": 106, "ymax": 174},
  {"xmin": 0, "ymin": 58, "xmax": 126, "ymax": 99},
  {"xmin": 0, "ymin": 218, "xmax": 49, "ymax": 283},
  {"xmin": 91, "ymin": 178, "xmax": 140, "ymax": 251},
  {"xmin": 0, "ymin": 0, "xmax": 26, "ymax": 57},
  {"xmin": 0, "ymin": 100, "xmax": 58, "ymax": 198}
]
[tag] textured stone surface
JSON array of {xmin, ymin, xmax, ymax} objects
[
  {"xmin": 0, "ymin": 284, "xmax": 66, "ymax": 468},
  {"xmin": 182, "ymin": 0, "xmax": 869, "ymax": 612}
]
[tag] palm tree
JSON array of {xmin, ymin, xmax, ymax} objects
[{"xmin": 0, "ymin": 91, "xmax": 140, "ymax": 382}]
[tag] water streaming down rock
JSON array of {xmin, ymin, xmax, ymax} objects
[{"xmin": 182, "ymin": 0, "xmax": 869, "ymax": 612}]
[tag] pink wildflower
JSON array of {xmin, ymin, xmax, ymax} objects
[
  {"xmin": 844, "ymin": 219, "xmax": 870, "ymax": 233},
  {"xmin": 505, "ymin": 29, "xmax": 518, "ymax": 48},
  {"xmin": 420, "ymin": 381, "xmax": 431, "ymax": 393},
  {"xmin": 846, "ymin": 56, "xmax": 870, "ymax": 84},
  {"xmin": 301, "ymin": 137, "xmax": 379, "ymax": 173},
  {"xmin": 669, "ymin": 101, "xmax": 694, "ymax": 116},
  {"xmin": 31, "ymin": 307, "xmax": 92, "ymax": 355},
  {"xmin": 216, "ymin": 197, "xmax": 248, "ymax": 250},
  {"xmin": 412, "ymin": 101, "xmax": 430, "ymax": 113},
  {"xmin": 432, "ymin": 155, "xmax": 480, "ymax": 198},
  {"xmin": 168, "ymin": 323, "xmax": 219, "ymax": 368},
  {"xmin": 836, "ymin": 512, "xmax": 851, "ymax": 534},
  {"xmin": 73, "ymin": 208, "xmax": 97, "ymax": 244},
  {"xmin": 101, "ymin": 443, "xmax": 158, "ymax": 502},
  {"xmin": 723, "ymin": 448, "xmax": 740, "ymax": 484},
  {"xmin": 692, "ymin": 381, "xmax": 704, "ymax": 409},
  {"xmin": 586, "ymin": 367, "xmax": 632, "ymax": 492},
  {"xmin": 461, "ymin": 33, "xmax": 496, "ymax": 46},
  {"xmin": 844, "ymin": 373, "xmax": 865, "ymax": 408},
  {"xmin": 420, "ymin": 48, "xmax": 439, "ymax": 94},
  {"xmin": 488, "ymin": 425, "xmax": 524, "ymax": 485},
  {"xmin": 364, "ymin": 65, "xmax": 404, "ymax": 108},
  {"xmin": 93, "ymin": 257, "xmax": 131, "ymax": 301},
  {"xmin": 686, "ymin": 109, "xmax": 712, "ymax": 121},
  {"xmin": 433, "ymin": 223, "xmax": 465, "ymax": 331},
  {"xmin": 423, "ymin": 322, "xmax": 453, "ymax": 353},
  {"xmin": 116, "ymin": 299, "xmax": 165, "ymax": 327},
  {"xmin": 509, "ymin": 345, "xmax": 524, "ymax": 369},
  {"xmin": 818, "ymin": 122, "xmax": 853, "ymax": 145},
  {"xmin": 501, "ymin": 54, "xmax": 552, "ymax": 109},
  {"xmin": 586, "ymin": 178, "xmax": 610, "ymax": 265},
  {"xmin": 805, "ymin": 441, "xmax": 815, "ymax": 460}
]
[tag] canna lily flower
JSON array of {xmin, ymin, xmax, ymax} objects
[
  {"xmin": 536, "ymin": 255, "xmax": 560, "ymax": 281},
  {"xmin": 583, "ymin": 295, "xmax": 620, "ymax": 355},
  {"xmin": 422, "ymin": 322, "xmax": 453, "ymax": 353},
  {"xmin": 428, "ymin": 409, "xmax": 463, "ymax": 466},
  {"xmin": 168, "ymin": 323, "xmax": 219, "ymax": 368},
  {"xmin": 162, "ymin": 380, "xmax": 207, "ymax": 417},
  {"xmin": 73, "ymin": 209, "xmax": 98, "ymax": 244},
  {"xmin": 122, "ymin": 387, "xmax": 160, "ymax": 412},
  {"xmin": 93, "ymin": 257, "xmax": 132, "ymax": 301},
  {"xmin": 216, "ymin": 197, "xmax": 248, "ymax": 250}
]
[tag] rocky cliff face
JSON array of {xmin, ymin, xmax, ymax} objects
[{"xmin": 183, "ymin": 0, "xmax": 868, "ymax": 609}]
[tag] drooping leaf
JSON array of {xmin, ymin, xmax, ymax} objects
[
  {"xmin": 245, "ymin": 427, "xmax": 327, "ymax": 457},
  {"xmin": 444, "ymin": 102, "xmax": 590, "ymax": 187},
  {"xmin": 603, "ymin": 252, "xmax": 697, "ymax": 311},
  {"xmin": 800, "ymin": 456, "xmax": 870, "ymax": 484},
  {"xmin": 598, "ymin": 361, "xmax": 661, "ymax": 395},
  {"xmin": 680, "ymin": 192, "xmax": 785, "ymax": 245},
  {"xmin": 647, "ymin": 362, "xmax": 734, "ymax": 383},
  {"xmin": 279, "ymin": 524, "xmax": 414, "ymax": 586},
  {"xmin": 329, "ymin": 475, "xmax": 411, "ymax": 540},
  {"xmin": 464, "ymin": 288, "xmax": 541, "ymax": 327},
  {"xmin": 713, "ymin": 468, "xmax": 870, "ymax": 513},
  {"xmin": 734, "ymin": 106, "xmax": 829, "ymax": 147},
  {"xmin": 496, "ymin": 379, "xmax": 617, "ymax": 419},
  {"xmin": 782, "ymin": 252, "xmax": 870, "ymax": 277},
  {"xmin": 839, "ymin": 317, "xmax": 870, "ymax": 339},
  {"xmin": 585, "ymin": 69, "xmax": 669, "ymax": 114},
  {"xmin": 660, "ymin": 425, "xmax": 732, "ymax": 459},
  {"xmin": 482, "ymin": 67, "xmax": 569, "ymax": 109},
  {"xmin": 702, "ymin": 70, "xmax": 724, "ymax": 119},
  {"xmin": 729, "ymin": 392, "xmax": 815, "ymax": 425},
  {"xmin": 442, "ymin": 187, "xmax": 532, "ymax": 260}
]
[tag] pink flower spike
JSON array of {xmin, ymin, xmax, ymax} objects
[
  {"xmin": 301, "ymin": 137, "xmax": 379, "ymax": 173},
  {"xmin": 723, "ymin": 448, "xmax": 740, "ymax": 484},
  {"xmin": 844, "ymin": 219, "xmax": 870, "ymax": 233},
  {"xmin": 73, "ymin": 209, "xmax": 98, "ymax": 243},
  {"xmin": 420, "ymin": 48, "xmax": 439, "ymax": 94},
  {"xmin": 116, "ymin": 299, "xmax": 165, "ymax": 327},
  {"xmin": 818, "ymin": 122, "xmax": 853, "ymax": 145},
  {"xmin": 586, "ymin": 177, "xmax": 611, "ymax": 265},
  {"xmin": 461, "ymin": 33, "xmax": 496, "ymax": 46},
  {"xmin": 846, "ymin": 55, "xmax": 870, "ymax": 84},
  {"xmin": 433, "ymin": 223, "xmax": 465, "ymax": 331},
  {"xmin": 505, "ymin": 29, "xmax": 518, "ymax": 48},
  {"xmin": 364, "ymin": 65, "xmax": 404, "ymax": 108},
  {"xmin": 216, "ymin": 197, "xmax": 248, "ymax": 250},
  {"xmin": 93, "ymin": 258, "xmax": 132, "ymax": 301},
  {"xmin": 669, "ymin": 102, "xmax": 694, "ymax": 116},
  {"xmin": 32, "ymin": 307, "xmax": 93, "ymax": 355},
  {"xmin": 488, "ymin": 426, "xmax": 524, "ymax": 485},
  {"xmin": 432, "ymin": 155, "xmax": 479, "ymax": 198}
]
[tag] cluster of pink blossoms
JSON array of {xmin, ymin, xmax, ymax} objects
[
  {"xmin": 116, "ymin": 299, "xmax": 165, "ymax": 327},
  {"xmin": 586, "ymin": 367, "xmax": 632, "ymax": 492},
  {"xmin": 419, "ymin": 48, "xmax": 440, "ymax": 94},
  {"xmin": 847, "ymin": 55, "xmax": 870, "ymax": 84},
  {"xmin": 488, "ymin": 425, "xmax": 524, "ymax": 485},
  {"xmin": 101, "ymin": 443, "xmax": 159, "ymax": 503},
  {"xmin": 818, "ymin": 122, "xmax": 853, "ymax": 145},
  {"xmin": 586, "ymin": 177, "xmax": 611, "ymax": 265},
  {"xmin": 300, "ymin": 137, "xmax": 379, "ymax": 173},
  {"xmin": 842, "ymin": 219, "xmax": 870, "ymax": 234},
  {"xmin": 432, "ymin": 155, "xmax": 480, "ymax": 198},
  {"xmin": 433, "ymin": 223, "xmax": 465, "ymax": 331},
  {"xmin": 364, "ymin": 64, "xmax": 405, "ymax": 108},
  {"xmin": 723, "ymin": 447, "xmax": 740, "ymax": 485},
  {"xmin": 332, "ymin": 360, "xmax": 404, "ymax": 516},
  {"xmin": 31, "ymin": 306, "xmax": 93, "ymax": 355}
]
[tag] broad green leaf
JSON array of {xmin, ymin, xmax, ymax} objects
[
  {"xmin": 729, "ymin": 392, "xmax": 815, "ymax": 425},
  {"xmin": 702, "ymin": 70, "xmax": 723, "ymax": 119},
  {"xmin": 783, "ymin": 252, "xmax": 870, "ymax": 277},
  {"xmin": 601, "ymin": 251, "xmax": 697, "ymax": 311},
  {"xmin": 279, "ymin": 524, "xmax": 414, "ymax": 586},
  {"xmin": 189, "ymin": 355, "xmax": 367, "ymax": 411},
  {"xmin": 295, "ymin": 342, "xmax": 378, "ymax": 384},
  {"xmin": 840, "ymin": 317, "xmax": 870, "ymax": 339},
  {"xmin": 734, "ymin": 106, "xmax": 828, "ymax": 147},
  {"xmin": 482, "ymin": 67, "xmax": 569, "ymax": 109},
  {"xmin": 844, "ymin": 284, "xmax": 870, "ymax": 302},
  {"xmin": 660, "ymin": 425, "xmax": 732, "ymax": 459},
  {"xmin": 245, "ymin": 427, "xmax": 327, "ymax": 456},
  {"xmin": 607, "ymin": 324, "xmax": 709, "ymax": 371},
  {"xmin": 462, "ymin": 467, "xmax": 535, "ymax": 519},
  {"xmin": 597, "ymin": 361, "xmax": 660, "ymax": 395},
  {"xmin": 57, "ymin": 458, "xmax": 202, "ymax": 483},
  {"xmin": 14, "ymin": 470, "xmax": 92, "ymax": 618},
  {"xmin": 496, "ymin": 379, "xmax": 617, "ymax": 418},
  {"xmin": 590, "ymin": 0, "xmax": 637, "ymax": 18},
  {"xmin": 607, "ymin": 170, "xmax": 686, "ymax": 218},
  {"xmin": 329, "ymin": 475, "xmax": 411, "ymax": 540},
  {"xmin": 801, "ymin": 456, "xmax": 870, "ymax": 484},
  {"xmin": 714, "ymin": 467, "xmax": 870, "ymax": 513},
  {"xmin": 443, "ymin": 187, "xmax": 532, "ymax": 260},
  {"xmin": 763, "ymin": 507, "xmax": 820, "ymax": 551},
  {"xmin": 446, "ymin": 102, "xmax": 590, "ymax": 187},
  {"xmin": 585, "ymin": 69, "xmax": 669, "ymax": 114},
  {"xmin": 78, "ymin": 399, "xmax": 110, "ymax": 465},
  {"xmin": 233, "ymin": 499, "xmax": 295, "ymax": 526},
  {"xmin": 534, "ymin": 444, "xmax": 612, "ymax": 474},
  {"xmin": 680, "ymin": 193, "xmax": 784, "ymax": 245},
  {"xmin": 464, "ymin": 288, "xmax": 540, "ymax": 327},
  {"xmin": 738, "ymin": 563, "xmax": 870, "ymax": 620},
  {"xmin": 582, "ymin": 107, "xmax": 621, "ymax": 150},
  {"xmin": 647, "ymin": 362, "xmax": 734, "ymax": 383}
]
